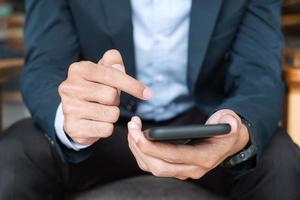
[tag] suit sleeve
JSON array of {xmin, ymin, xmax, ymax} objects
[
  {"xmin": 216, "ymin": 0, "xmax": 284, "ymax": 162},
  {"xmin": 22, "ymin": 0, "xmax": 92, "ymax": 162}
]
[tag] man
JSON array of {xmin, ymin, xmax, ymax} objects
[{"xmin": 0, "ymin": 0, "xmax": 299, "ymax": 199}]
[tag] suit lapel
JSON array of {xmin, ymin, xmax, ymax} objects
[
  {"xmin": 188, "ymin": 0, "xmax": 223, "ymax": 93},
  {"xmin": 101, "ymin": 0, "xmax": 136, "ymax": 78},
  {"xmin": 101, "ymin": 0, "xmax": 223, "ymax": 93}
]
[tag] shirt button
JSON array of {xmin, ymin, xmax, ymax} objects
[
  {"xmin": 156, "ymin": 34, "xmax": 165, "ymax": 41},
  {"xmin": 157, "ymin": 107, "xmax": 165, "ymax": 113},
  {"xmin": 154, "ymin": 75, "xmax": 166, "ymax": 83}
]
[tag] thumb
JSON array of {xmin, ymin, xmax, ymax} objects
[
  {"xmin": 128, "ymin": 116, "xmax": 144, "ymax": 143},
  {"xmin": 98, "ymin": 49, "xmax": 125, "ymax": 72},
  {"xmin": 111, "ymin": 64, "xmax": 125, "ymax": 95},
  {"xmin": 219, "ymin": 114, "xmax": 240, "ymax": 135},
  {"xmin": 111, "ymin": 64, "xmax": 126, "ymax": 73},
  {"xmin": 98, "ymin": 50, "xmax": 126, "ymax": 95}
]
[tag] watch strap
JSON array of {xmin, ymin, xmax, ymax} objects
[{"xmin": 221, "ymin": 118, "xmax": 257, "ymax": 168}]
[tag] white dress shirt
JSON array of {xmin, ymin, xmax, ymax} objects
[{"xmin": 55, "ymin": 0, "xmax": 194, "ymax": 150}]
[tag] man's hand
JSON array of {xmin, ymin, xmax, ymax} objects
[
  {"xmin": 58, "ymin": 50, "xmax": 153, "ymax": 145},
  {"xmin": 127, "ymin": 109, "xmax": 249, "ymax": 180}
]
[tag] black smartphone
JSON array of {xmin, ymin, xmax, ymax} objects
[{"xmin": 144, "ymin": 124, "xmax": 231, "ymax": 144}]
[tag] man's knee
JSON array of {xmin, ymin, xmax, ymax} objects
[
  {"xmin": 237, "ymin": 130, "xmax": 300, "ymax": 199},
  {"xmin": 1, "ymin": 118, "xmax": 49, "ymax": 167},
  {"xmin": 0, "ymin": 119, "xmax": 52, "ymax": 165},
  {"xmin": 0, "ymin": 119, "xmax": 35, "ymax": 165},
  {"xmin": 262, "ymin": 130, "xmax": 300, "ymax": 179},
  {"xmin": 0, "ymin": 118, "xmax": 62, "ymax": 183},
  {"xmin": 263, "ymin": 130, "xmax": 300, "ymax": 165},
  {"xmin": 0, "ymin": 119, "xmax": 65, "ymax": 199}
]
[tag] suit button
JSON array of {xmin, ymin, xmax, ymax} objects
[{"xmin": 126, "ymin": 101, "xmax": 136, "ymax": 111}]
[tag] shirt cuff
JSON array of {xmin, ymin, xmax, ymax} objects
[{"xmin": 54, "ymin": 103, "xmax": 91, "ymax": 151}]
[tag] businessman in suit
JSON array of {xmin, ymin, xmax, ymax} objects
[{"xmin": 0, "ymin": 0, "xmax": 299, "ymax": 199}]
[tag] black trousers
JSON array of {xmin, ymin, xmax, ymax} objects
[{"xmin": 0, "ymin": 108, "xmax": 299, "ymax": 200}]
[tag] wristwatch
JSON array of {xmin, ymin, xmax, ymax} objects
[{"xmin": 221, "ymin": 118, "xmax": 257, "ymax": 168}]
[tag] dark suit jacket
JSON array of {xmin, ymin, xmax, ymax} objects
[{"xmin": 22, "ymin": 0, "xmax": 284, "ymax": 165}]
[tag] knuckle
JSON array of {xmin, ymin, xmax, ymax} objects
[
  {"xmin": 81, "ymin": 61, "xmax": 95, "ymax": 71},
  {"xmin": 178, "ymin": 177, "xmax": 188, "ymax": 181},
  {"xmin": 64, "ymin": 119, "xmax": 75, "ymax": 137},
  {"xmin": 173, "ymin": 171, "xmax": 185, "ymax": 179},
  {"xmin": 137, "ymin": 162, "xmax": 148, "ymax": 172},
  {"xmin": 139, "ymin": 143, "xmax": 150, "ymax": 154},
  {"xmin": 167, "ymin": 155, "xmax": 181, "ymax": 163},
  {"xmin": 151, "ymin": 168, "xmax": 160, "ymax": 177},
  {"xmin": 59, "ymin": 82, "xmax": 79, "ymax": 99},
  {"xmin": 68, "ymin": 62, "xmax": 82, "ymax": 74},
  {"xmin": 58, "ymin": 81, "xmax": 70, "ymax": 96},
  {"xmin": 110, "ymin": 89, "xmax": 120, "ymax": 104},
  {"xmin": 202, "ymin": 159, "xmax": 217, "ymax": 170},
  {"xmin": 104, "ymin": 49, "xmax": 121, "ymax": 58},
  {"xmin": 140, "ymin": 165, "xmax": 148, "ymax": 172},
  {"xmin": 58, "ymin": 82, "xmax": 65, "ymax": 95},
  {"xmin": 82, "ymin": 60, "xmax": 93, "ymax": 66},
  {"xmin": 69, "ymin": 61, "xmax": 94, "ymax": 77},
  {"xmin": 151, "ymin": 165, "xmax": 167, "ymax": 177},
  {"xmin": 73, "ymin": 138, "xmax": 89, "ymax": 145},
  {"xmin": 62, "ymin": 105, "xmax": 74, "ymax": 116},
  {"xmin": 101, "ymin": 123, "xmax": 114, "ymax": 138},
  {"xmin": 109, "ymin": 106, "xmax": 120, "ymax": 123},
  {"xmin": 100, "ymin": 67, "xmax": 111, "ymax": 83},
  {"xmin": 112, "ymin": 95, "xmax": 120, "ymax": 106},
  {"xmin": 189, "ymin": 175, "xmax": 199, "ymax": 180},
  {"xmin": 190, "ymin": 170, "xmax": 204, "ymax": 180},
  {"xmin": 104, "ymin": 88, "xmax": 119, "ymax": 105},
  {"xmin": 191, "ymin": 174, "xmax": 202, "ymax": 180}
]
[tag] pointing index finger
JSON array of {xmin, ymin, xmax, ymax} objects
[{"xmin": 98, "ymin": 65, "xmax": 153, "ymax": 100}]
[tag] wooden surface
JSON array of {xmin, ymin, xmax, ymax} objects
[
  {"xmin": 283, "ymin": 48, "xmax": 300, "ymax": 67},
  {"xmin": 0, "ymin": 58, "xmax": 23, "ymax": 83},
  {"xmin": 0, "ymin": 27, "xmax": 24, "ymax": 52},
  {"xmin": 0, "ymin": 14, "xmax": 24, "ymax": 53},
  {"xmin": 283, "ymin": 65, "xmax": 300, "ymax": 146},
  {"xmin": 0, "ymin": 58, "xmax": 23, "ymax": 130},
  {"xmin": 284, "ymin": 0, "xmax": 300, "ymax": 6},
  {"xmin": 283, "ymin": 0, "xmax": 300, "ymax": 146},
  {"xmin": 282, "ymin": 0, "xmax": 300, "ymax": 28},
  {"xmin": 6, "ymin": 14, "xmax": 25, "ymax": 29},
  {"xmin": 282, "ymin": 14, "xmax": 300, "ymax": 28}
]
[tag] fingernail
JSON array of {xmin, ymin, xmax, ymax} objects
[
  {"xmin": 143, "ymin": 87, "xmax": 153, "ymax": 100},
  {"xmin": 128, "ymin": 122, "xmax": 138, "ymax": 130},
  {"xmin": 132, "ymin": 116, "xmax": 141, "ymax": 125},
  {"xmin": 112, "ymin": 64, "xmax": 125, "ymax": 73}
]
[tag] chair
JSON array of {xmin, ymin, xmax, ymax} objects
[{"xmin": 66, "ymin": 175, "xmax": 225, "ymax": 200}]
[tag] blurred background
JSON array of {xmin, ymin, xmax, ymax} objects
[
  {"xmin": 0, "ymin": 0, "xmax": 299, "ymax": 144},
  {"xmin": 0, "ymin": 0, "xmax": 28, "ymax": 130}
]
